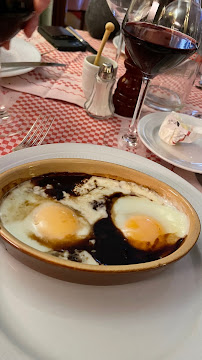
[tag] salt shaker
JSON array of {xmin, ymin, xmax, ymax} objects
[{"xmin": 84, "ymin": 63, "xmax": 116, "ymax": 119}]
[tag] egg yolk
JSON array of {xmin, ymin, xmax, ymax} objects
[
  {"xmin": 123, "ymin": 215, "xmax": 165, "ymax": 251},
  {"xmin": 33, "ymin": 203, "xmax": 78, "ymax": 242}
]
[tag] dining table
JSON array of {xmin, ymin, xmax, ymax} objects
[
  {"xmin": 0, "ymin": 29, "xmax": 201, "ymax": 192},
  {"xmin": 0, "ymin": 28, "xmax": 202, "ymax": 360}
]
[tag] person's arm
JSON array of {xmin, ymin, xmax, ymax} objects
[
  {"xmin": 24, "ymin": 0, "xmax": 50, "ymax": 37},
  {"xmin": 3, "ymin": 0, "xmax": 50, "ymax": 49}
]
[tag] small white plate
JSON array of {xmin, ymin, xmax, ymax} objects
[
  {"xmin": 138, "ymin": 112, "xmax": 202, "ymax": 173},
  {"xmin": 113, "ymin": 35, "xmax": 125, "ymax": 54},
  {"xmin": 0, "ymin": 143, "xmax": 202, "ymax": 360},
  {"xmin": 1, "ymin": 37, "xmax": 41, "ymax": 77}
]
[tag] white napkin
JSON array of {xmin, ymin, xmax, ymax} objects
[{"xmin": 159, "ymin": 112, "xmax": 202, "ymax": 145}]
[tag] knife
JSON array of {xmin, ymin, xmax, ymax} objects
[
  {"xmin": 1, "ymin": 62, "xmax": 67, "ymax": 68},
  {"xmin": 66, "ymin": 26, "xmax": 97, "ymax": 54}
]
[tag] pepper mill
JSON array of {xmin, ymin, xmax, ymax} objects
[{"xmin": 113, "ymin": 49, "xmax": 142, "ymax": 118}]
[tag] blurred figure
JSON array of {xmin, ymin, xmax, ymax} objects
[
  {"xmin": 66, "ymin": 0, "xmax": 89, "ymax": 10},
  {"xmin": 3, "ymin": 0, "xmax": 50, "ymax": 49},
  {"xmin": 24, "ymin": 0, "xmax": 50, "ymax": 37},
  {"xmin": 85, "ymin": 0, "xmax": 120, "ymax": 39},
  {"xmin": 65, "ymin": 0, "xmax": 90, "ymax": 30}
]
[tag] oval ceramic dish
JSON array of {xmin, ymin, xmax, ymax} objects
[{"xmin": 0, "ymin": 158, "xmax": 200, "ymax": 285}]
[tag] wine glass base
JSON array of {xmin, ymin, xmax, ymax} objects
[
  {"xmin": 0, "ymin": 112, "xmax": 9, "ymax": 121},
  {"xmin": 120, "ymin": 132, "xmax": 139, "ymax": 149},
  {"xmin": 181, "ymin": 109, "xmax": 202, "ymax": 119},
  {"xmin": 0, "ymin": 113, "xmax": 33, "ymax": 138},
  {"xmin": 145, "ymin": 85, "xmax": 182, "ymax": 112},
  {"xmin": 104, "ymin": 127, "xmax": 139, "ymax": 152},
  {"xmin": 0, "ymin": 105, "xmax": 10, "ymax": 121}
]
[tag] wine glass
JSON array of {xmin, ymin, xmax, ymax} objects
[
  {"xmin": 106, "ymin": 0, "xmax": 132, "ymax": 61},
  {"xmin": 0, "ymin": 0, "xmax": 34, "ymax": 137},
  {"xmin": 118, "ymin": 0, "xmax": 201, "ymax": 150}
]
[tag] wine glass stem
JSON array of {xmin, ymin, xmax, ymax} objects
[
  {"xmin": 115, "ymin": 32, "xmax": 124, "ymax": 62},
  {"xmin": 0, "ymin": 47, "xmax": 9, "ymax": 121},
  {"xmin": 0, "ymin": 47, "xmax": 2, "ymax": 106},
  {"xmin": 0, "ymin": 47, "xmax": 4, "ymax": 109},
  {"xmin": 129, "ymin": 76, "xmax": 150, "ymax": 135},
  {"xmin": 0, "ymin": 47, "xmax": 4, "ymax": 111}
]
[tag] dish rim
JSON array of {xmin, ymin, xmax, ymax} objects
[
  {"xmin": 138, "ymin": 111, "xmax": 202, "ymax": 173},
  {"xmin": 1, "ymin": 37, "xmax": 41, "ymax": 77},
  {"xmin": 0, "ymin": 157, "xmax": 200, "ymax": 274}
]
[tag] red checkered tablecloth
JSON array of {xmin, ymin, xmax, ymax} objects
[{"xmin": 0, "ymin": 30, "xmax": 201, "ymax": 192}]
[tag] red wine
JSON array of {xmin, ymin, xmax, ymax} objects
[
  {"xmin": 123, "ymin": 22, "xmax": 197, "ymax": 78},
  {"xmin": 0, "ymin": 0, "xmax": 34, "ymax": 46}
]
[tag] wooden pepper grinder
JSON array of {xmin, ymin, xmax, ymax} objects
[{"xmin": 113, "ymin": 48, "xmax": 142, "ymax": 118}]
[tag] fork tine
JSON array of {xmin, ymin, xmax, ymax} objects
[
  {"xmin": 26, "ymin": 115, "xmax": 49, "ymax": 147},
  {"xmin": 23, "ymin": 114, "xmax": 46, "ymax": 147},
  {"xmin": 13, "ymin": 114, "xmax": 55, "ymax": 151},
  {"xmin": 32, "ymin": 115, "xmax": 55, "ymax": 146},
  {"xmin": 16, "ymin": 115, "xmax": 41, "ymax": 146}
]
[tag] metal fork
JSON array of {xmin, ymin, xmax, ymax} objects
[{"xmin": 13, "ymin": 114, "xmax": 55, "ymax": 151}]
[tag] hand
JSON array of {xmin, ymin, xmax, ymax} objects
[
  {"xmin": 3, "ymin": 0, "xmax": 50, "ymax": 49},
  {"xmin": 24, "ymin": 0, "xmax": 50, "ymax": 38}
]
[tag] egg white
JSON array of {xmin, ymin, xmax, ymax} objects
[
  {"xmin": 111, "ymin": 196, "xmax": 189, "ymax": 241},
  {"xmin": 0, "ymin": 177, "xmax": 189, "ymax": 257},
  {"xmin": 0, "ymin": 183, "xmax": 91, "ymax": 251}
]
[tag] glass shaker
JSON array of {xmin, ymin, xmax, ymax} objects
[{"xmin": 84, "ymin": 63, "xmax": 116, "ymax": 119}]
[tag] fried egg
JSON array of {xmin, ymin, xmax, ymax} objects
[
  {"xmin": 111, "ymin": 196, "xmax": 189, "ymax": 251},
  {"xmin": 1, "ymin": 194, "xmax": 91, "ymax": 250},
  {"xmin": 0, "ymin": 175, "xmax": 190, "ymax": 264},
  {"xmin": 28, "ymin": 201, "xmax": 91, "ymax": 248}
]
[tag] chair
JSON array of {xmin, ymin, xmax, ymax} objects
[
  {"xmin": 52, "ymin": 0, "xmax": 67, "ymax": 27},
  {"xmin": 66, "ymin": 0, "xmax": 90, "ymax": 11},
  {"xmin": 65, "ymin": 0, "xmax": 90, "ymax": 29},
  {"xmin": 51, "ymin": 0, "xmax": 90, "ymax": 29}
]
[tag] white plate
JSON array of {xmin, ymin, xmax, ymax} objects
[
  {"xmin": 1, "ymin": 37, "xmax": 41, "ymax": 77},
  {"xmin": 138, "ymin": 112, "xmax": 202, "ymax": 173},
  {"xmin": 113, "ymin": 34, "xmax": 125, "ymax": 54},
  {"xmin": 0, "ymin": 143, "xmax": 202, "ymax": 360}
]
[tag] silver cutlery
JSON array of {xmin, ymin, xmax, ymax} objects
[
  {"xmin": 195, "ymin": 75, "xmax": 202, "ymax": 89},
  {"xmin": 13, "ymin": 114, "xmax": 55, "ymax": 151},
  {"xmin": 41, "ymin": 49, "xmax": 58, "ymax": 56},
  {"xmin": 2, "ymin": 62, "xmax": 67, "ymax": 68},
  {"xmin": 66, "ymin": 26, "xmax": 97, "ymax": 54},
  {"xmin": 196, "ymin": 173, "xmax": 202, "ymax": 185}
]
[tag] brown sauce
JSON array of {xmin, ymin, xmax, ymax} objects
[{"xmin": 31, "ymin": 172, "xmax": 91, "ymax": 200}]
